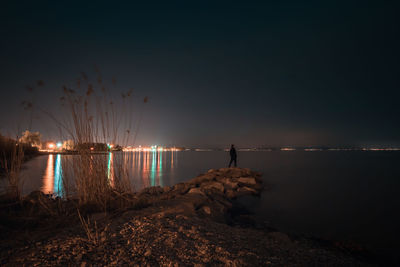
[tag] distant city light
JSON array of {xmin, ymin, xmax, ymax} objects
[
  {"xmin": 48, "ymin": 143, "xmax": 55, "ymax": 149},
  {"xmin": 56, "ymin": 142, "xmax": 62, "ymax": 148},
  {"xmin": 122, "ymin": 146, "xmax": 181, "ymax": 152}
]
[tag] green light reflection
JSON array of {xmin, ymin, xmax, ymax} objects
[{"xmin": 54, "ymin": 154, "xmax": 63, "ymax": 197}]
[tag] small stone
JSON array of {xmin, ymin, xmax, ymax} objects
[
  {"xmin": 144, "ymin": 248, "xmax": 152, "ymax": 257},
  {"xmin": 202, "ymin": 206, "xmax": 211, "ymax": 215}
]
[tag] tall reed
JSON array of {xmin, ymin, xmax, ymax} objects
[
  {"xmin": 0, "ymin": 135, "xmax": 30, "ymax": 199},
  {"xmin": 49, "ymin": 70, "xmax": 145, "ymax": 210}
]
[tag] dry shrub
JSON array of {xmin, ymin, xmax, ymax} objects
[
  {"xmin": 48, "ymin": 71, "xmax": 145, "ymax": 211},
  {"xmin": 77, "ymin": 208, "xmax": 110, "ymax": 245},
  {"xmin": 0, "ymin": 135, "xmax": 29, "ymax": 200}
]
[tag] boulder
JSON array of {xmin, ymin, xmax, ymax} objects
[
  {"xmin": 223, "ymin": 180, "xmax": 239, "ymax": 190},
  {"xmin": 138, "ymin": 186, "xmax": 164, "ymax": 196},
  {"xmin": 187, "ymin": 187, "xmax": 206, "ymax": 196},
  {"xmin": 237, "ymin": 177, "xmax": 257, "ymax": 185},
  {"xmin": 163, "ymin": 186, "xmax": 171, "ymax": 193},
  {"xmin": 172, "ymin": 183, "xmax": 192, "ymax": 195},
  {"xmin": 202, "ymin": 181, "xmax": 225, "ymax": 193},
  {"xmin": 229, "ymin": 168, "xmax": 245, "ymax": 178},
  {"xmin": 236, "ymin": 186, "xmax": 258, "ymax": 197},
  {"xmin": 189, "ymin": 173, "xmax": 215, "ymax": 185},
  {"xmin": 225, "ymin": 189, "xmax": 237, "ymax": 199}
]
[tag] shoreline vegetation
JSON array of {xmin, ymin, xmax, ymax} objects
[
  {"xmin": 0, "ymin": 168, "xmax": 375, "ymax": 266},
  {"xmin": 0, "ymin": 134, "xmax": 40, "ymax": 176}
]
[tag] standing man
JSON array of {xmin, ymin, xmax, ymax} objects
[{"xmin": 229, "ymin": 144, "xmax": 237, "ymax": 167}]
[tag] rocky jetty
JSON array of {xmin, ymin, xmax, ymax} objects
[{"xmin": 0, "ymin": 168, "xmax": 374, "ymax": 266}]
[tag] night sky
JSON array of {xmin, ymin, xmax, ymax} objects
[{"xmin": 1, "ymin": 1, "xmax": 399, "ymax": 147}]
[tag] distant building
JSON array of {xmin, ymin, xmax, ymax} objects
[{"xmin": 62, "ymin": 140, "xmax": 75, "ymax": 151}]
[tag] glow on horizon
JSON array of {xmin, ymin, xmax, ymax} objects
[{"xmin": 123, "ymin": 146, "xmax": 179, "ymax": 152}]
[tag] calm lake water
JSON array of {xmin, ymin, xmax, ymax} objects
[{"xmin": 14, "ymin": 151, "xmax": 400, "ymax": 254}]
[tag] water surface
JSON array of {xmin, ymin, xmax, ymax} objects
[{"xmin": 16, "ymin": 150, "xmax": 400, "ymax": 254}]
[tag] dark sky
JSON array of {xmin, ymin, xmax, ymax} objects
[{"xmin": 1, "ymin": 1, "xmax": 399, "ymax": 147}]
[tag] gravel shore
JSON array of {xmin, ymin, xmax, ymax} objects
[{"xmin": 0, "ymin": 168, "xmax": 375, "ymax": 266}]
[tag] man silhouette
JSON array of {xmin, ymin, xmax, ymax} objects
[{"xmin": 228, "ymin": 144, "xmax": 237, "ymax": 167}]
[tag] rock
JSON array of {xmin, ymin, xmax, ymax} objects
[
  {"xmin": 228, "ymin": 168, "xmax": 244, "ymax": 178},
  {"xmin": 225, "ymin": 189, "xmax": 236, "ymax": 199},
  {"xmin": 222, "ymin": 179, "xmax": 239, "ymax": 190},
  {"xmin": 172, "ymin": 183, "xmax": 192, "ymax": 194},
  {"xmin": 202, "ymin": 182, "xmax": 225, "ymax": 193},
  {"xmin": 27, "ymin": 190, "xmax": 46, "ymax": 200},
  {"xmin": 187, "ymin": 188, "xmax": 206, "ymax": 196},
  {"xmin": 236, "ymin": 186, "xmax": 258, "ymax": 197},
  {"xmin": 76, "ymin": 254, "xmax": 83, "ymax": 261},
  {"xmin": 144, "ymin": 248, "xmax": 152, "ymax": 257},
  {"xmin": 237, "ymin": 177, "xmax": 257, "ymax": 185},
  {"xmin": 163, "ymin": 186, "xmax": 171, "ymax": 193},
  {"xmin": 202, "ymin": 206, "xmax": 211, "ymax": 215},
  {"xmin": 189, "ymin": 173, "xmax": 216, "ymax": 185},
  {"xmin": 242, "ymin": 168, "xmax": 252, "ymax": 176},
  {"xmin": 139, "ymin": 186, "xmax": 164, "ymax": 196}
]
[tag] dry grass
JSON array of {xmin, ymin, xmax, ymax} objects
[
  {"xmin": 1, "ymin": 70, "xmax": 145, "ymax": 213},
  {"xmin": 0, "ymin": 135, "xmax": 35, "ymax": 200},
  {"xmin": 48, "ymin": 71, "xmax": 146, "ymax": 211},
  {"xmin": 77, "ymin": 208, "xmax": 110, "ymax": 245}
]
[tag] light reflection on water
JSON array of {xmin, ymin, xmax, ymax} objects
[
  {"xmin": 41, "ymin": 154, "xmax": 63, "ymax": 197},
  {"xmin": 19, "ymin": 150, "xmax": 400, "ymax": 255},
  {"xmin": 53, "ymin": 154, "xmax": 63, "ymax": 197},
  {"xmin": 40, "ymin": 151, "xmax": 176, "ymax": 196}
]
